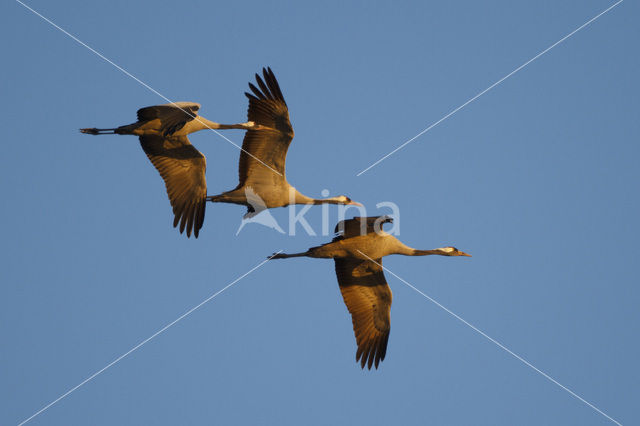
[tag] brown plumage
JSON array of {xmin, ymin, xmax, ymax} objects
[
  {"xmin": 81, "ymin": 68, "xmax": 360, "ymax": 235},
  {"xmin": 207, "ymin": 68, "xmax": 361, "ymax": 214},
  {"xmin": 81, "ymin": 102, "xmax": 252, "ymax": 237},
  {"xmin": 138, "ymin": 134, "xmax": 206, "ymax": 238},
  {"xmin": 335, "ymin": 256, "xmax": 391, "ymax": 369},
  {"xmin": 272, "ymin": 216, "xmax": 471, "ymax": 369},
  {"xmin": 239, "ymin": 68, "xmax": 293, "ymax": 186}
]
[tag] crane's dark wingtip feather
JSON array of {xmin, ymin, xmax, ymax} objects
[
  {"xmin": 262, "ymin": 67, "xmax": 285, "ymax": 104},
  {"xmin": 185, "ymin": 211, "xmax": 193, "ymax": 238},
  {"xmin": 189, "ymin": 203, "xmax": 196, "ymax": 237},
  {"xmin": 188, "ymin": 202, "xmax": 198, "ymax": 237},
  {"xmin": 174, "ymin": 200, "xmax": 206, "ymax": 238},
  {"xmin": 193, "ymin": 201, "xmax": 205, "ymax": 237},
  {"xmin": 248, "ymin": 82, "xmax": 264, "ymax": 100},
  {"xmin": 380, "ymin": 334, "xmax": 389, "ymax": 360},
  {"xmin": 193, "ymin": 209, "xmax": 201, "ymax": 238},
  {"xmin": 248, "ymin": 67, "xmax": 286, "ymax": 103},
  {"xmin": 254, "ymin": 73, "xmax": 271, "ymax": 99},
  {"xmin": 356, "ymin": 345, "xmax": 364, "ymax": 361},
  {"xmin": 354, "ymin": 334, "xmax": 389, "ymax": 370},
  {"xmin": 179, "ymin": 208, "xmax": 188, "ymax": 234},
  {"xmin": 262, "ymin": 68, "xmax": 270, "ymax": 83}
]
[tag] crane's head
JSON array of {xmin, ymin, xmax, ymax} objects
[
  {"xmin": 434, "ymin": 246, "xmax": 472, "ymax": 257},
  {"xmin": 331, "ymin": 195, "xmax": 363, "ymax": 206}
]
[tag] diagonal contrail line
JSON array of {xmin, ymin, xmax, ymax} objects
[
  {"xmin": 17, "ymin": 252, "xmax": 281, "ymax": 426},
  {"xmin": 356, "ymin": 250, "xmax": 622, "ymax": 426},
  {"xmin": 15, "ymin": 0, "xmax": 283, "ymax": 177},
  {"xmin": 356, "ymin": 0, "xmax": 623, "ymax": 176}
]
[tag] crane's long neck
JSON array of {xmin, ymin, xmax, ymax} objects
[
  {"xmin": 192, "ymin": 117, "xmax": 254, "ymax": 132},
  {"xmin": 388, "ymin": 242, "xmax": 422, "ymax": 256},
  {"xmin": 292, "ymin": 191, "xmax": 344, "ymax": 205},
  {"xmin": 388, "ymin": 239, "xmax": 449, "ymax": 256},
  {"xmin": 410, "ymin": 249, "xmax": 449, "ymax": 256}
]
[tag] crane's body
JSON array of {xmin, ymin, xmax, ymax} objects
[
  {"xmin": 79, "ymin": 67, "xmax": 472, "ymax": 372},
  {"xmin": 81, "ymin": 102, "xmax": 252, "ymax": 238},
  {"xmin": 209, "ymin": 185, "xmax": 353, "ymax": 211},
  {"xmin": 279, "ymin": 231, "xmax": 416, "ymax": 260},
  {"xmin": 81, "ymin": 102, "xmax": 254, "ymax": 137},
  {"xmin": 272, "ymin": 216, "xmax": 471, "ymax": 369},
  {"xmin": 207, "ymin": 68, "xmax": 361, "ymax": 215},
  {"xmin": 81, "ymin": 69, "xmax": 360, "ymax": 235}
]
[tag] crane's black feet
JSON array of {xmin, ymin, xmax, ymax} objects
[{"xmin": 80, "ymin": 128, "xmax": 117, "ymax": 135}]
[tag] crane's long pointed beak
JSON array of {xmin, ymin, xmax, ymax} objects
[
  {"xmin": 459, "ymin": 251, "xmax": 472, "ymax": 257},
  {"xmin": 349, "ymin": 201, "xmax": 363, "ymax": 207}
]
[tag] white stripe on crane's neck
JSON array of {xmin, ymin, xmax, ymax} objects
[{"xmin": 435, "ymin": 247, "xmax": 455, "ymax": 253}]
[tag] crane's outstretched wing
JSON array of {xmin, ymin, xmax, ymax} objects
[
  {"xmin": 139, "ymin": 134, "xmax": 206, "ymax": 238},
  {"xmin": 334, "ymin": 257, "xmax": 392, "ymax": 369},
  {"xmin": 137, "ymin": 102, "xmax": 201, "ymax": 136},
  {"xmin": 238, "ymin": 67, "xmax": 294, "ymax": 187}
]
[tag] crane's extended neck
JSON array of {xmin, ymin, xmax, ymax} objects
[
  {"xmin": 411, "ymin": 247, "xmax": 471, "ymax": 257},
  {"xmin": 192, "ymin": 117, "xmax": 255, "ymax": 132},
  {"xmin": 292, "ymin": 191, "xmax": 361, "ymax": 206},
  {"xmin": 386, "ymin": 238, "xmax": 470, "ymax": 257},
  {"xmin": 412, "ymin": 249, "xmax": 448, "ymax": 256}
]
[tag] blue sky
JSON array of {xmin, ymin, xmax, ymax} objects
[{"xmin": 2, "ymin": 1, "xmax": 638, "ymax": 425}]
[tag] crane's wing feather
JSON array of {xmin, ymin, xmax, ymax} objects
[
  {"xmin": 137, "ymin": 102, "xmax": 201, "ymax": 136},
  {"xmin": 334, "ymin": 257, "xmax": 392, "ymax": 369},
  {"xmin": 139, "ymin": 134, "xmax": 207, "ymax": 238},
  {"xmin": 238, "ymin": 68, "xmax": 294, "ymax": 187},
  {"xmin": 334, "ymin": 216, "xmax": 394, "ymax": 240}
]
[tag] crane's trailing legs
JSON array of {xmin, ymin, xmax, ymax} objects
[
  {"xmin": 80, "ymin": 128, "xmax": 118, "ymax": 135},
  {"xmin": 271, "ymin": 251, "xmax": 313, "ymax": 259}
]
